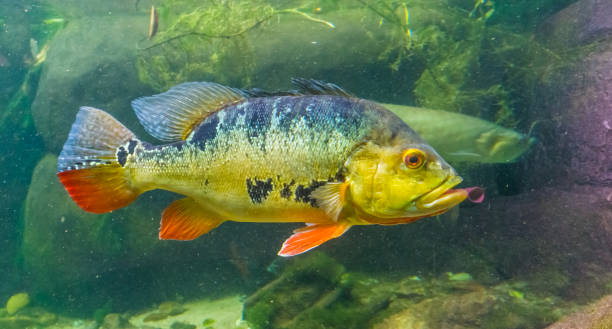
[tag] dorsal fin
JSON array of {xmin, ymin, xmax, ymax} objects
[
  {"xmin": 240, "ymin": 88, "xmax": 301, "ymax": 98},
  {"xmin": 290, "ymin": 78, "xmax": 354, "ymax": 97},
  {"xmin": 131, "ymin": 82, "xmax": 246, "ymax": 142},
  {"xmin": 241, "ymin": 79, "xmax": 353, "ymax": 98}
]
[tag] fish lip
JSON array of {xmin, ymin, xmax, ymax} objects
[{"xmin": 413, "ymin": 175, "xmax": 466, "ymax": 212}]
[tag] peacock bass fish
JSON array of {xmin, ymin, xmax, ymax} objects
[{"xmin": 57, "ymin": 79, "xmax": 482, "ymax": 257}]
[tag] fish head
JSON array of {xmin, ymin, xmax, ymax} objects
[
  {"xmin": 346, "ymin": 142, "xmax": 469, "ymax": 223},
  {"xmin": 476, "ymin": 127, "xmax": 535, "ymax": 163}
]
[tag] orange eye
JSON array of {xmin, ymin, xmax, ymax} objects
[{"xmin": 403, "ymin": 149, "xmax": 426, "ymax": 169}]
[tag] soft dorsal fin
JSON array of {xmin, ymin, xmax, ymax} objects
[
  {"xmin": 290, "ymin": 78, "xmax": 354, "ymax": 97},
  {"xmin": 131, "ymin": 82, "xmax": 246, "ymax": 142}
]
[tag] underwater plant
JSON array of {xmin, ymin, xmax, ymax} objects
[{"xmin": 137, "ymin": 0, "xmax": 337, "ymax": 91}]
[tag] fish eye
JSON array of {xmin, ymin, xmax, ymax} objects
[{"xmin": 402, "ymin": 149, "xmax": 426, "ymax": 169}]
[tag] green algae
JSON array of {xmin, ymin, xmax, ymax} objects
[
  {"xmin": 135, "ymin": 0, "xmax": 568, "ymax": 131},
  {"xmin": 137, "ymin": 0, "xmax": 274, "ymax": 91}
]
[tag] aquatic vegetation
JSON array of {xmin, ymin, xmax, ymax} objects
[
  {"xmin": 469, "ymin": 0, "xmax": 495, "ymax": 21},
  {"xmin": 137, "ymin": 0, "xmax": 267, "ymax": 90},
  {"xmin": 170, "ymin": 321, "xmax": 196, "ymax": 329},
  {"xmin": 244, "ymin": 253, "xmax": 388, "ymax": 329},
  {"xmin": 364, "ymin": 0, "xmax": 571, "ymax": 129},
  {"xmin": 5, "ymin": 292, "xmax": 29, "ymax": 315},
  {"xmin": 469, "ymin": 0, "xmax": 578, "ymax": 29},
  {"xmin": 0, "ymin": 2, "xmax": 63, "ymax": 128},
  {"xmin": 412, "ymin": 15, "xmax": 566, "ymax": 128},
  {"xmin": 136, "ymin": 0, "xmax": 569, "ymax": 132},
  {"xmin": 92, "ymin": 299, "xmax": 113, "ymax": 323},
  {"xmin": 508, "ymin": 289, "xmax": 525, "ymax": 300},
  {"xmin": 447, "ymin": 272, "xmax": 473, "ymax": 281},
  {"xmin": 356, "ymin": 0, "xmax": 416, "ymax": 71},
  {"xmin": 138, "ymin": 0, "xmax": 334, "ymax": 91},
  {"xmin": 244, "ymin": 252, "xmax": 572, "ymax": 329}
]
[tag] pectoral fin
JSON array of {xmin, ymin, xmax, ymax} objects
[
  {"xmin": 160, "ymin": 198, "xmax": 224, "ymax": 240},
  {"xmin": 278, "ymin": 223, "xmax": 351, "ymax": 257},
  {"xmin": 310, "ymin": 182, "xmax": 349, "ymax": 221}
]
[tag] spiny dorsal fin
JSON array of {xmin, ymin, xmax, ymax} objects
[
  {"xmin": 131, "ymin": 82, "xmax": 246, "ymax": 142},
  {"xmin": 240, "ymin": 88, "xmax": 301, "ymax": 98},
  {"xmin": 290, "ymin": 78, "xmax": 354, "ymax": 97},
  {"xmin": 241, "ymin": 78, "xmax": 353, "ymax": 98}
]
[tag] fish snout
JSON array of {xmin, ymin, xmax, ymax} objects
[{"xmin": 414, "ymin": 175, "xmax": 465, "ymax": 212}]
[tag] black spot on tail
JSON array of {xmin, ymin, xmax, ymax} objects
[
  {"xmin": 295, "ymin": 180, "xmax": 327, "ymax": 207},
  {"xmin": 246, "ymin": 178, "xmax": 274, "ymax": 204},
  {"xmin": 117, "ymin": 146, "xmax": 128, "ymax": 167}
]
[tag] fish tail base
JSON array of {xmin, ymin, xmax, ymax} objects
[{"xmin": 57, "ymin": 106, "xmax": 141, "ymax": 213}]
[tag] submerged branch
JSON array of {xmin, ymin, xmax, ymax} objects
[{"xmin": 138, "ymin": 7, "xmax": 334, "ymax": 51}]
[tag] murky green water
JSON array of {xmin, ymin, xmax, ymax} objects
[{"xmin": 1, "ymin": 1, "xmax": 611, "ymax": 328}]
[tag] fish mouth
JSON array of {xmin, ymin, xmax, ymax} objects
[{"xmin": 413, "ymin": 175, "xmax": 467, "ymax": 214}]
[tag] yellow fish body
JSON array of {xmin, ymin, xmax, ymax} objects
[{"xmin": 57, "ymin": 79, "xmax": 478, "ymax": 256}]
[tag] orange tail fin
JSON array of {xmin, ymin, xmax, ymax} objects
[{"xmin": 57, "ymin": 107, "xmax": 141, "ymax": 213}]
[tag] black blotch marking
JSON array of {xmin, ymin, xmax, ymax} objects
[
  {"xmin": 246, "ymin": 178, "xmax": 274, "ymax": 204},
  {"xmin": 334, "ymin": 167, "xmax": 346, "ymax": 182},
  {"xmin": 205, "ymin": 179, "xmax": 209, "ymax": 186},
  {"xmin": 219, "ymin": 106, "xmax": 244, "ymax": 130},
  {"xmin": 280, "ymin": 180, "xmax": 295, "ymax": 200},
  {"xmin": 191, "ymin": 115, "xmax": 220, "ymax": 150},
  {"xmin": 127, "ymin": 140, "xmax": 138, "ymax": 154},
  {"xmin": 142, "ymin": 141, "xmax": 183, "ymax": 152},
  {"xmin": 141, "ymin": 141, "xmax": 156, "ymax": 150},
  {"xmin": 117, "ymin": 146, "xmax": 128, "ymax": 167},
  {"xmin": 168, "ymin": 141, "xmax": 184, "ymax": 151},
  {"xmin": 294, "ymin": 180, "xmax": 327, "ymax": 207}
]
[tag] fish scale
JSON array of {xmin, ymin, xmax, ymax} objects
[{"xmin": 131, "ymin": 95, "xmax": 379, "ymax": 221}]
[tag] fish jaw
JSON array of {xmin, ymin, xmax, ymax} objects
[
  {"xmin": 357, "ymin": 174, "xmax": 471, "ymax": 225},
  {"xmin": 413, "ymin": 175, "xmax": 466, "ymax": 214}
]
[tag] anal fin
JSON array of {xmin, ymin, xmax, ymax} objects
[
  {"xmin": 160, "ymin": 198, "xmax": 224, "ymax": 240},
  {"xmin": 278, "ymin": 223, "xmax": 351, "ymax": 257}
]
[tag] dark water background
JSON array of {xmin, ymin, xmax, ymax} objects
[{"xmin": 1, "ymin": 0, "xmax": 611, "ymax": 328}]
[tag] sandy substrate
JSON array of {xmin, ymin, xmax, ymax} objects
[{"xmin": 130, "ymin": 295, "xmax": 246, "ymax": 329}]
